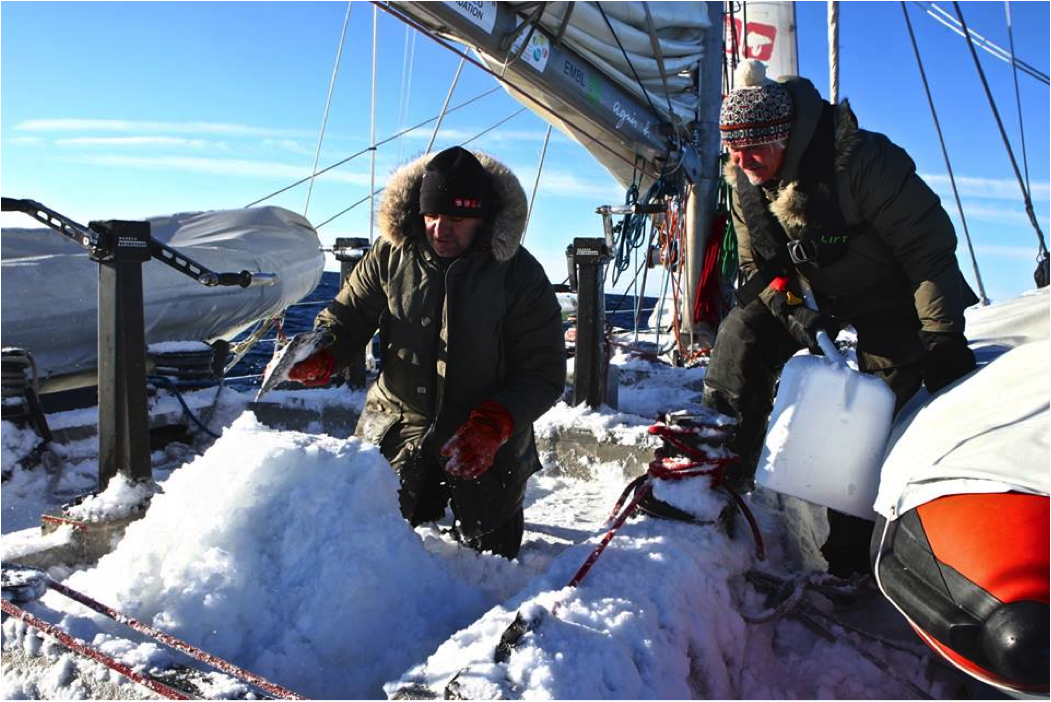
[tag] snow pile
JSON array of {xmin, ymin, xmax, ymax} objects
[
  {"xmin": 534, "ymin": 400, "xmax": 652, "ymax": 444},
  {"xmin": 47, "ymin": 414, "xmax": 496, "ymax": 699},
  {"xmin": 389, "ymin": 485, "xmax": 934, "ymax": 699},
  {"xmin": 2, "ymin": 419, "xmax": 41, "ymax": 471}
]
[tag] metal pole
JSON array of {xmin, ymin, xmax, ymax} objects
[
  {"xmin": 92, "ymin": 220, "xmax": 153, "ymax": 489},
  {"xmin": 570, "ymin": 237, "xmax": 609, "ymax": 408},
  {"xmin": 369, "ymin": 5, "xmax": 379, "ymax": 243},
  {"xmin": 333, "ymin": 237, "xmax": 371, "ymax": 388}
]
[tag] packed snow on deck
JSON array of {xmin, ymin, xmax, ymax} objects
[{"xmin": 4, "ymin": 291, "xmax": 1046, "ymax": 699}]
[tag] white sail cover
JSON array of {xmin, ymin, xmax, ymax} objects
[
  {"xmin": 494, "ymin": 1, "xmax": 711, "ymax": 188},
  {"xmin": 1, "ymin": 207, "xmax": 324, "ymax": 383},
  {"xmin": 875, "ymin": 289, "xmax": 1051, "ymax": 518},
  {"xmin": 505, "ymin": 1, "xmax": 710, "ymax": 123}
]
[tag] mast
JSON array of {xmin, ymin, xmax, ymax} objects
[{"xmin": 681, "ymin": 2, "xmax": 726, "ymax": 344}]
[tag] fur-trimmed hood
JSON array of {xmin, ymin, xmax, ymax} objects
[{"xmin": 377, "ymin": 150, "xmax": 528, "ymax": 262}]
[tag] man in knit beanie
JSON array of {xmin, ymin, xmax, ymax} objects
[
  {"xmin": 718, "ymin": 60, "xmax": 794, "ymax": 185},
  {"xmin": 288, "ymin": 146, "xmax": 565, "ymax": 559},
  {"xmin": 705, "ymin": 60, "xmax": 977, "ymax": 577}
]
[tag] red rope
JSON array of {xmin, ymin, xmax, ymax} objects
[
  {"xmin": 46, "ymin": 580, "xmax": 307, "ymax": 699},
  {"xmin": 566, "ymin": 451, "xmax": 745, "ymax": 591},
  {"xmin": 693, "ymin": 212, "xmax": 727, "ymax": 328},
  {"xmin": 1, "ymin": 598, "xmax": 191, "ymax": 700}
]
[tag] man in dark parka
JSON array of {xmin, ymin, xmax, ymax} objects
[
  {"xmin": 289, "ymin": 147, "xmax": 566, "ymax": 559},
  {"xmin": 707, "ymin": 60, "xmax": 977, "ymax": 575}
]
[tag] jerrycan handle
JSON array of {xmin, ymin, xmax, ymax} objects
[{"xmin": 815, "ymin": 330, "xmax": 846, "ymax": 367}]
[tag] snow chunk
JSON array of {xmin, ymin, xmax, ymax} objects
[
  {"xmin": 57, "ymin": 413, "xmax": 493, "ymax": 699},
  {"xmin": 64, "ymin": 474, "xmax": 154, "ymax": 523}
]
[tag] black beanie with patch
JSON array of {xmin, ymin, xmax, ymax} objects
[{"xmin": 418, "ymin": 146, "xmax": 490, "ymax": 218}]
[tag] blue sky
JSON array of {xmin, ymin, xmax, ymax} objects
[{"xmin": 2, "ymin": 1, "xmax": 1048, "ymax": 303}]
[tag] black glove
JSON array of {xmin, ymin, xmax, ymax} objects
[
  {"xmin": 920, "ymin": 332, "xmax": 975, "ymax": 393},
  {"xmin": 770, "ymin": 293, "xmax": 837, "ymax": 354}
]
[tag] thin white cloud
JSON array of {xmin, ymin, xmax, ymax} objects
[
  {"xmin": 8, "ymin": 136, "xmax": 44, "ymax": 145},
  {"xmin": 402, "ymin": 127, "xmax": 551, "ymax": 144},
  {"xmin": 263, "ymin": 139, "xmax": 316, "ymax": 158},
  {"xmin": 972, "ymin": 244, "xmax": 1044, "ymax": 261},
  {"xmin": 921, "ymin": 173, "xmax": 1050, "ymax": 202},
  {"xmin": 17, "ymin": 118, "xmax": 310, "ymax": 139},
  {"xmin": 535, "ymin": 169, "xmax": 622, "ymax": 199},
  {"xmin": 71, "ymin": 154, "xmax": 373, "ymax": 186},
  {"xmin": 947, "ymin": 201, "xmax": 1051, "ymax": 227},
  {"xmin": 54, "ymin": 136, "xmax": 212, "ymax": 148}
]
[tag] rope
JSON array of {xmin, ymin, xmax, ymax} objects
[
  {"xmin": 1, "ymin": 598, "xmax": 190, "ymax": 700},
  {"xmin": 146, "ymin": 375, "xmax": 222, "ymax": 439},
  {"xmin": 718, "ymin": 175, "xmax": 740, "ymax": 286},
  {"xmin": 243, "ymin": 87, "xmax": 501, "ymax": 208},
  {"xmin": 45, "ymin": 578, "xmax": 307, "ymax": 699},
  {"xmin": 953, "ymin": 1, "xmax": 1049, "ymax": 259},
  {"xmin": 900, "ymin": 3, "xmax": 989, "ymax": 305},
  {"xmin": 305, "ymin": 1, "xmax": 353, "ymax": 218},
  {"xmin": 693, "ymin": 210, "xmax": 727, "ymax": 326},
  {"xmin": 739, "ymin": 572, "xmax": 938, "ymax": 698}
]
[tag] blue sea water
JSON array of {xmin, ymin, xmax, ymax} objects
[{"xmin": 230, "ymin": 271, "xmax": 656, "ymax": 387}]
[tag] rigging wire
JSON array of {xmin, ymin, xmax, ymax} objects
[
  {"xmin": 828, "ymin": 1, "xmax": 840, "ymax": 104},
  {"xmin": 373, "ymin": 2, "xmax": 662, "ymax": 183},
  {"xmin": 369, "ymin": 5, "xmax": 379, "ymax": 242},
  {"xmin": 1003, "ymin": 1, "xmax": 1031, "ymax": 199},
  {"xmin": 952, "ymin": 2, "xmax": 1048, "ymax": 260},
  {"xmin": 305, "ymin": 1, "xmax": 353, "ymax": 218},
  {"xmin": 524, "ymin": 124, "xmax": 553, "ymax": 243},
  {"xmin": 426, "ymin": 56, "xmax": 466, "ymax": 153},
  {"xmin": 395, "ymin": 26, "xmax": 418, "ymax": 163},
  {"xmin": 313, "ymin": 107, "xmax": 529, "ymax": 230},
  {"xmin": 900, "ymin": 2, "xmax": 988, "ymax": 305},
  {"xmin": 725, "ymin": 1, "xmax": 741, "ymax": 78},
  {"xmin": 243, "ymin": 86, "xmax": 501, "ymax": 208},
  {"xmin": 914, "ymin": 2, "xmax": 1049, "ymax": 85},
  {"xmin": 460, "ymin": 107, "xmax": 528, "ymax": 147}
]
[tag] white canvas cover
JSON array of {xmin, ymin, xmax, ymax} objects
[
  {"xmin": 1, "ymin": 206, "xmax": 324, "ymax": 382},
  {"xmin": 874, "ymin": 288, "xmax": 1051, "ymax": 519}
]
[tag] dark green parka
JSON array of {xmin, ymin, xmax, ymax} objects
[
  {"xmin": 729, "ymin": 77, "xmax": 976, "ymax": 371},
  {"xmin": 316, "ymin": 151, "xmax": 566, "ymax": 538}
]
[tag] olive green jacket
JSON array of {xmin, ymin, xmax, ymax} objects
[
  {"xmin": 316, "ymin": 151, "xmax": 566, "ymax": 536},
  {"xmin": 728, "ymin": 77, "xmax": 974, "ymax": 367}
]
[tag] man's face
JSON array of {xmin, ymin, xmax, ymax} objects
[
  {"xmin": 728, "ymin": 142, "xmax": 786, "ymax": 185},
  {"xmin": 423, "ymin": 213, "xmax": 484, "ymax": 258}
]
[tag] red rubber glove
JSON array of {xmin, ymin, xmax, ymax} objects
[
  {"xmin": 287, "ymin": 348, "xmax": 334, "ymax": 387},
  {"xmin": 441, "ymin": 400, "xmax": 515, "ymax": 480}
]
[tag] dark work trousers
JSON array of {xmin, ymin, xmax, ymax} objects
[
  {"xmin": 703, "ymin": 297, "xmax": 924, "ymax": 576},
  {"xmin": 391, "ymin": 434, "xmax": 526, "ymax": 560}
]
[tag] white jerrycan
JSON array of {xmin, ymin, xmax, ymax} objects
[{"xmin": 755, "ymin": 331, "xmax": 895, "ymax": 520}]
